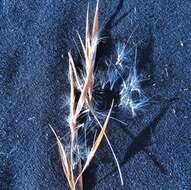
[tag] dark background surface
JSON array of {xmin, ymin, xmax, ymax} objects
[{"xmin": 0, "ymin": 0, "xmax": 191, "ymax": 189}]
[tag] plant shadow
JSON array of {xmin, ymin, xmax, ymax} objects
[{"xmin": 96, "ymin": 97, "xmax": 178, "ymax": 187}]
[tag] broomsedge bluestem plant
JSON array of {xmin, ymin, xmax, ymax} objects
[
  {"xmin": 51, "ymin": 1, "xmax": 149, "ymax": 190},
  {"xmin": 51, "ymin": 2, "xmax": 123, "ymax": 190}
]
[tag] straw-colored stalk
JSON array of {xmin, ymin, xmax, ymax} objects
[{"xmin": 51, "ymin": 1, "xmax": 119, "ymax": 190}]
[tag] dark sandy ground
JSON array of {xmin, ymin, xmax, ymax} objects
[{"xmin": 0, "ymin": 0, "xmax": 191, "ymax": 189}]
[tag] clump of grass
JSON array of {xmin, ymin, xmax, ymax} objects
[
  {"xmin": 51, "ymin": 1, "xmax": 123, "ymax": 190},
  {"xmin": 51, "ymin": 1, "xmax": 150, "ymax": 189}
]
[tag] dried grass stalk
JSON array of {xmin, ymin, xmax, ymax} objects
[{"xmin": 51, "ymin": 1, "xmax": 123, "ymax": 189}]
